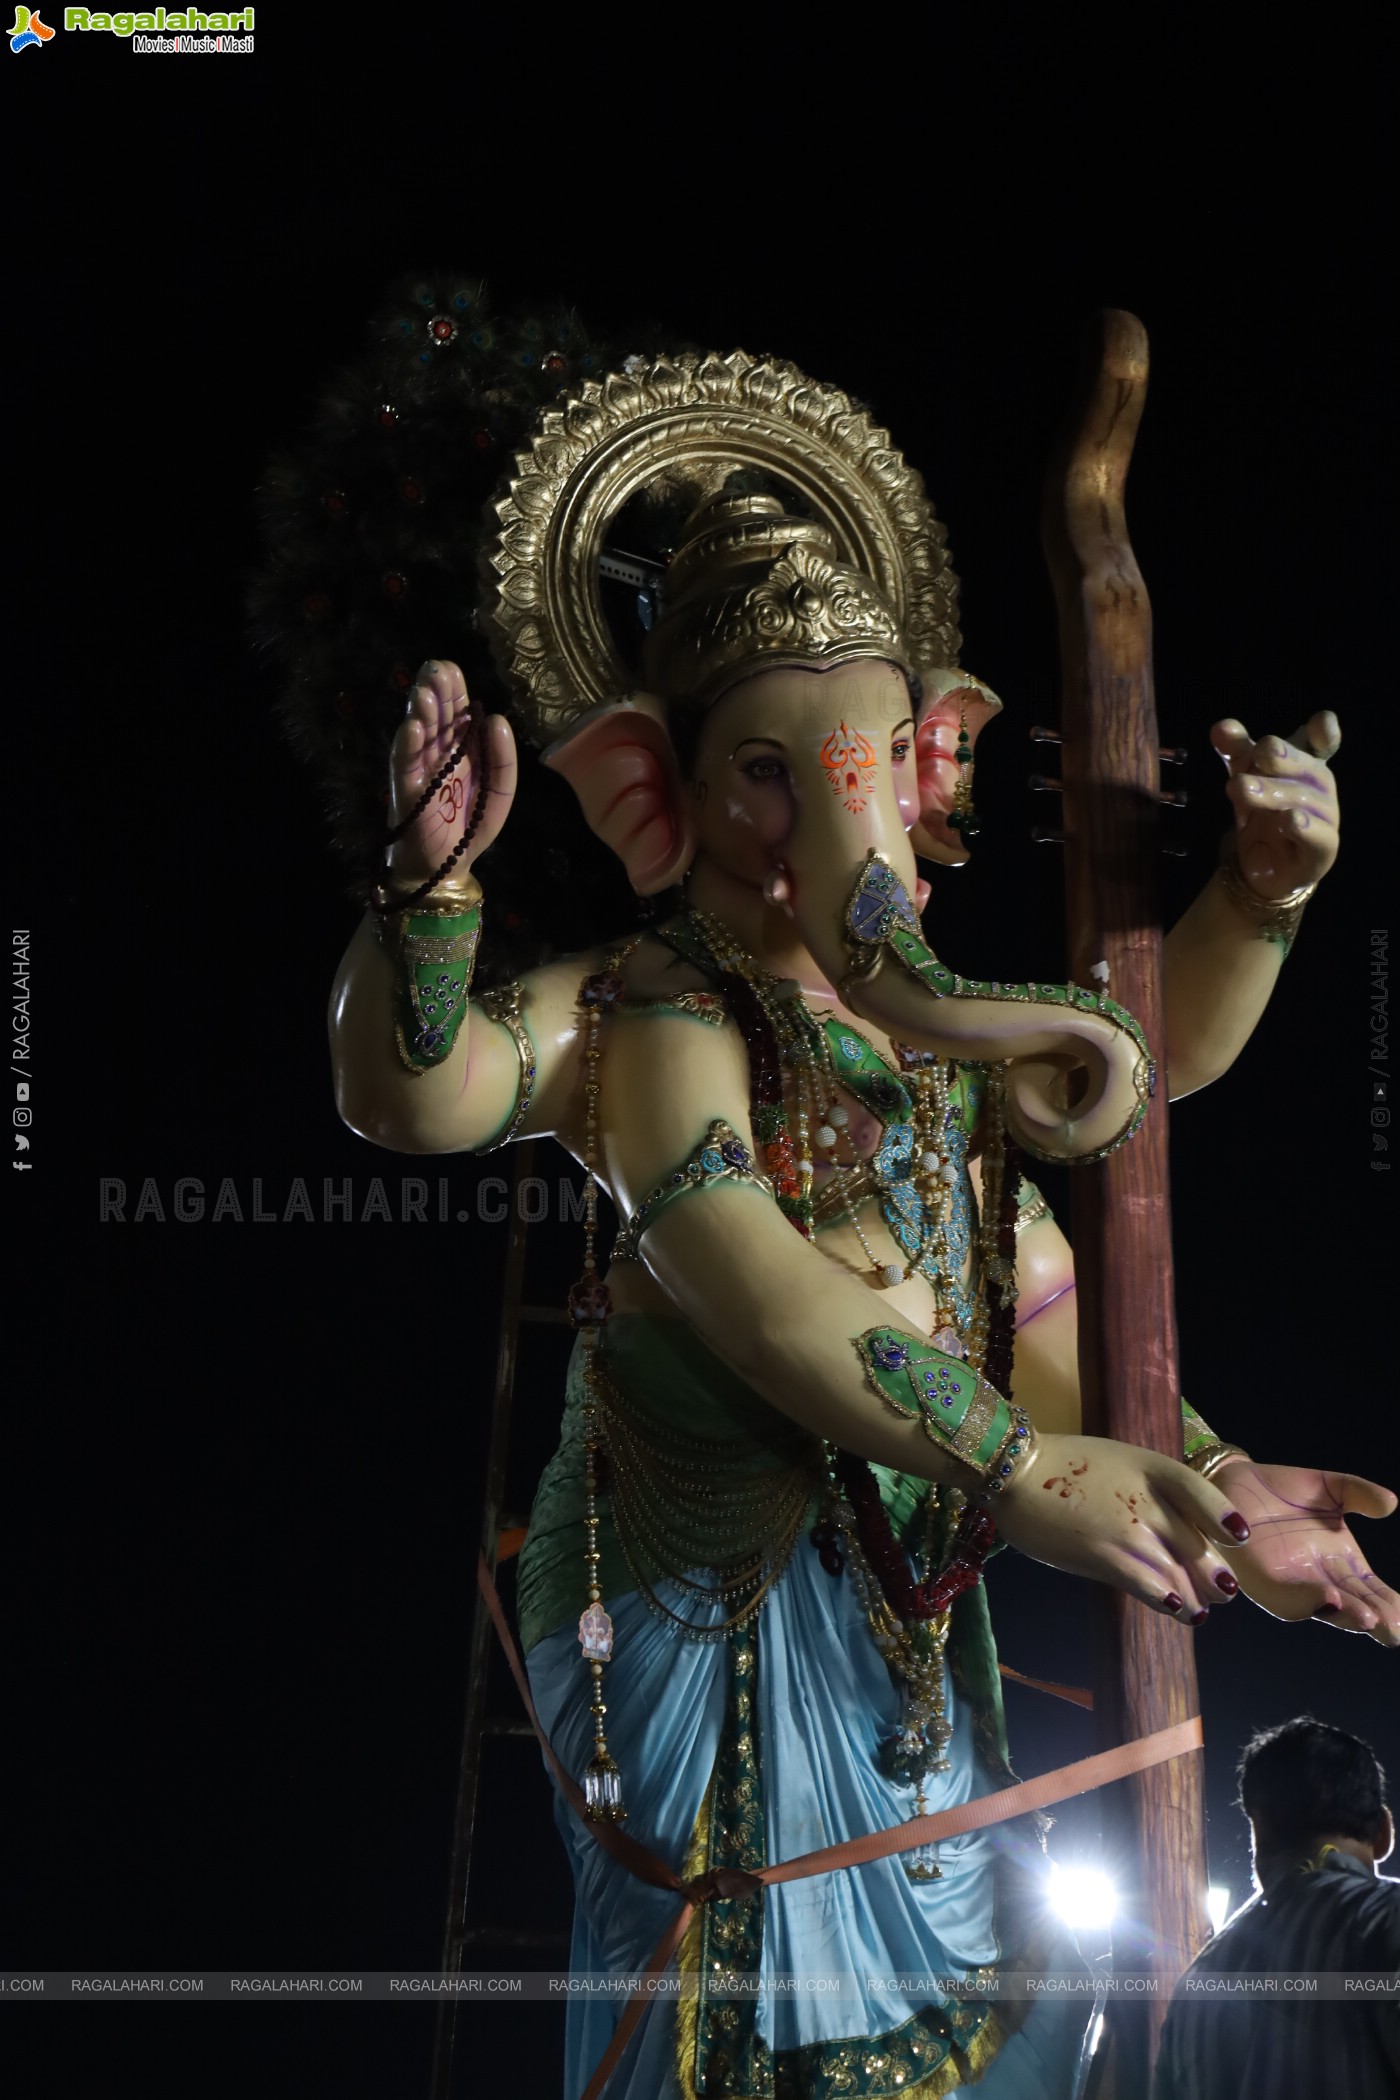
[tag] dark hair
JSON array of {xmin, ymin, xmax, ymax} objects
[{"xmin": 1237, "ymin": 1716, "xmax": 1388, "ymax": 1848}]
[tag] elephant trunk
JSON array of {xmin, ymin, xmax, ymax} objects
[{"xmin": 792, "ymin": 841, "xmax": 1151, "ymax": 1165}]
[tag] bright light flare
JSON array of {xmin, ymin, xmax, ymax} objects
[
  {"xmin": 1206, "ymin": 1885, "xmax": 1231, "ymax": 1934},
  {"xmin": 1049, "ymin": 1863, "xmax": 1118, "ymax": 1932}
]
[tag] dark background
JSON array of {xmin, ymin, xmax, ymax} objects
[{"xmin": 5, "ymin": 23, "xmax": 1393, "ymax": 2099}]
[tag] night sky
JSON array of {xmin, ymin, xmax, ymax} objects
[{"xmin": 7, "ymin": 25, "xmax": 1393, "ymax": 2099}]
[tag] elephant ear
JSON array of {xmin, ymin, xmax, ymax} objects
[
  {"xmin": 542, "ymin": 694, "xmax": 697, "ymax": 894},
  {"xmin": 909, "ymin": 668, "xmax": 1004, "ymax": 863}
]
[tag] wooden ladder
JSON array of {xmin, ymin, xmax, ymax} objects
[{"xmin": 428, "ymin": 1140, "xmax": 576, "ymax": 2099}]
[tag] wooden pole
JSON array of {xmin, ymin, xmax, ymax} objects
[{"xmin": 1041, "ymin": 311, "xmax": 1208, "ymax": 2097}]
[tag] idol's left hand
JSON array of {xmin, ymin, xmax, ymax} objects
[
  {"xmin": 1211, "ymin": 710, "xmax": 1341, "ymax": 898},
  {"xmin": 1213, "ymin": 1458, "xmax": 1399, "ymax": 1644}
]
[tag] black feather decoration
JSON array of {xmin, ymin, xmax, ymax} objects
[{"xmin": 246, "ymin": 268, "xmax": 684, "ymax": 968}]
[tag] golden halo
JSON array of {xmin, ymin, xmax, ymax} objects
[{"xmin": 481, "ymin": 349, "xmax": 962, "ymax": 746}]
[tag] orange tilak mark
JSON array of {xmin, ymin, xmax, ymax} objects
[{"xmin": 818, "ymin": 723, "xmax": 877, "ymax": 813}]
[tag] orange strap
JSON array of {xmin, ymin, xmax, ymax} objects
[
  {"xmin": 997, "ymin": 1662, "xmax": 1094, "ymax": 1709},
  {"xmin": 475, "ymin": 1552, "xmax": 1201, "ymax": 2100}
]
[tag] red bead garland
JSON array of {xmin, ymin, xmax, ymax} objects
[
  {"xmin": 695, "ymin": 927, "xmax": 1016, "ymax": 1624},
  {"xmin": 982, "ymin": 1137, "xmax": 1022, "ymax": 1400},
  {"xmin": 717, "ymin": 971, "xmax": 813, "ymax": 1235},
  {"xmin": 834, "ymin": 1447, "xmax": 998, "ymax": 1621}
]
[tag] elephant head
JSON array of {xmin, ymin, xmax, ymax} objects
[{"xmin": 542, "ymin": 499, "xmax": 1149, "ymax": 1164}]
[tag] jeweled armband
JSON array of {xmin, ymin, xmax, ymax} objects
[
  {"xmin": 855, "ymin": 1327, "xmax": 1034, "ymax": 1495},
  {"xmin": 1181, "ymin": 1397, "xmax": 1251, "ymax": 1479},
  {"xmin": 611, "ymin": 1119, "xmax": 772, "ymax": 1264},
  {"xmin": 381, "ymin": 900, "xmax": 482, "ymax": 1074}
]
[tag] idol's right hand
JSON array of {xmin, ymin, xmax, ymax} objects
[
  {"xmin": 994, "ymin": 1432, "xmax": 1249, "ymax": 1624},
  {"xmin": 385, "ymin": 659, "xmax": 517, "ymax": 889}
]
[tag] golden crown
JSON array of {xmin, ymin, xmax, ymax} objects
[
  {"xmin": 481, "ymin": 350, "xmax": 962, "ymax": 746},
  {"xmin": 642, "ymin": 492, "xmax": 911, "ymax": 709}
]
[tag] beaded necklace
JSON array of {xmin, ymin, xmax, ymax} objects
[
  {"xmin": 566, "ymin": 920, "xmax": 1020, "ymax": 1859},
  {"xmin": 567, "ymin": 940, "xmax": 639, "ymax": 1823},
  {"xmin": 678, "ymin": 908, "xmax": 1009, "ymax": 1351},
  {"xmin": 566, "ymin": 938, "xmax": 819, "ymax": 1819},
  {"xmin": 672, "ymin": 911, "xmax": 1021, "ymax": 1876}
]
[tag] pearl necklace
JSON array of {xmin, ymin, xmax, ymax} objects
[{"xmin": 682, "ymin": 908, "xmax": 1008, "ymax": 1379}]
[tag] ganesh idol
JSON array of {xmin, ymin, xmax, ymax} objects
[{"xmin": 313, "ymin": 341, "xmax": 1395, "ymax": 2100}]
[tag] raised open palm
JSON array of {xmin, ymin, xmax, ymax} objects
[{"xmin": 385, "ymin": 659, "xmax": 517, "ymax": 889}]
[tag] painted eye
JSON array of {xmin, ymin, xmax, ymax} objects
[
  {"xmin": 743, "ymin": 757, "xmax": 786, "ymax": 783},
  {"xmin": 891, "ymin": 740, "xmax": 911, "ymax": 762}
]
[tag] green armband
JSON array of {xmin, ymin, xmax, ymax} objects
[
  {"xmin": 611, "ymin": 1119, "xmax": 772, "ymax": 1263},
  {"xmin": 855, "ymin": 1327, "xmax": 1034, "ymax": 1495},
  {"xmin": 384, "ymin": 901, "xmax": 482, "ymax": 1073},
  {"xmin": 1181, "ymin": 1397, "xmax": 1251, "ymax": 1477},
  {"xmin": 1180, "ymin": 1397, "xmax": 1220, "ymax": 1464}
]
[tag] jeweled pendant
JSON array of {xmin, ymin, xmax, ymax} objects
[
  {"xmin": 583, "ymin": 1752, "xmax": 626, "ymax": 1823},
  {"xmin": 904, "ymin": 1841, "xmax": 942, "ymax": 1883},
  {"xmin": 578, "ymin": 1602, "xmax": 614, "ymax": 1661},
  {"xmin": 879, "ymin": 1726, "xmax": 928, "ymax": 1786},
  {"xmin": 569, "ymin": 1273, "xmax": 613, "ymax": 1328}
]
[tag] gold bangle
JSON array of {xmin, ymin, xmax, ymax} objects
[
  {"xmin": 374, "ymin": 870, "xmax": 484, "ymax": 916},
  {"xmin": 1187, "ymin": 1441, "xmax": 1251, "ymax": 1482},
  {"xmin": 1217, "ymin": 837, "xmax": 1314, "ymax": 951}
]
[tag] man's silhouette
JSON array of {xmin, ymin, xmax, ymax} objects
[{"xmin": 1156, "ymin": 1716, "xmax": 1399, "ymax": 2099}]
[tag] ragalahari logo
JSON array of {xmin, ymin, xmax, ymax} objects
[{"xmin": 9, "ymin": 6, "xmax": 54, "ymax": 47}]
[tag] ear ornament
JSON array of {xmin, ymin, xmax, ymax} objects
[{"xmin": 946, "ymin": 707, "xmax": 981, "ymax": 843}]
